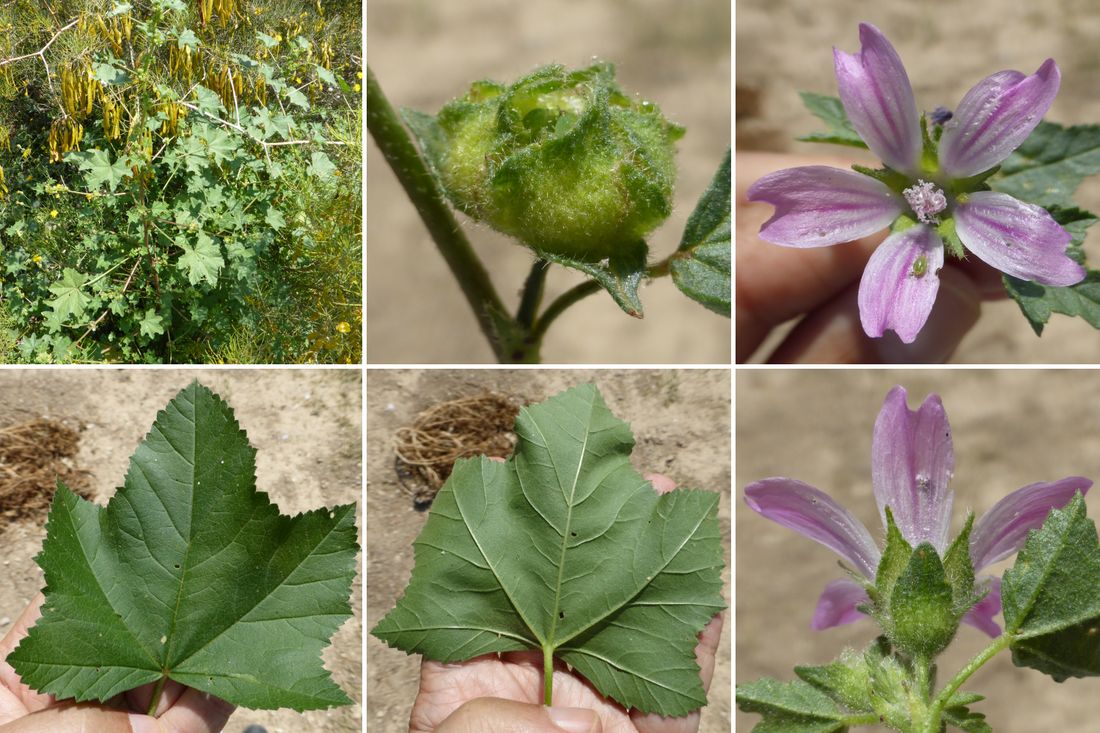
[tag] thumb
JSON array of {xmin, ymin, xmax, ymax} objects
[{"xmin": 436, "ymin": 698, "xmax": 602, "ymax": 733}]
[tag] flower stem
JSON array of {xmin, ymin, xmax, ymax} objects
[
  {"xmin": 366, "ymin": 66, "xmax": 510, "ymax": 361},
  {"xmin": 923, "ymin": 633, "xmax": 1012, "ymax": 732},
  {"xmin": 542, "ymin": 645, "xmax": 553, "ymax": 706},
  {"xmin": 147, "ymin": 674, "xmax": 168, "ymax": 717},
  {"xmin": 516, "ymin": 259, "xmax": 550, "ymax": 329}
]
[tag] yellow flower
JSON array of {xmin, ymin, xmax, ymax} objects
[
  {"xmin": 50, "ymin": 209, "xmax": 58, "ymax": 218},
  {"xmin": 32, "ymin": 255, "xmax": 42, "ymax": 263},
  {"xmin": 353, "ymin": 83, "xmax": 361, "ymax": 93},
  {"xmin": 335, "ymin": 322, "xmax": 351, "ymax": 334},
  {"xmin": 356, "ymin": 71, "xmax": 363, "ymax": 80}
]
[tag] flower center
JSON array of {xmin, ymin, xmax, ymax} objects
[{"xmin": 903, "ymin": 180, "xmax": 947, "ymax": 224}]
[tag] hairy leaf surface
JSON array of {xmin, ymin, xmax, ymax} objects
[
  {"xmin": 8, "ymin": 383, "xmax": 358, "ymax": 711},
  {"xmin": 672, "ymin": 149, "xmax": 731, "ymax": 317},
  {"xmin": 371, "ymin": 384, "xmax": 725, "ymax": 716}
]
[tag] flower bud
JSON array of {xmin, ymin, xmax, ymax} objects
[{"xmin": 406, "ymin": 63, "xmax": 684, "ymax": 260}]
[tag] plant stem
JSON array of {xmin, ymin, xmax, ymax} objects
[
  {"xmin": 147, "ymin": 674, "xmax": 168, "ymax": 717},
  {"xmin": 516, "ymin": 259, "xmax": 549, "ymax": 329},
  {"xmin": 366, "ymin": 66, "xmax": 510, "ymax": 361},
  {"xmin": 542, "ymin": 645, "xmax": 553, "ymax": 706},
  {"xmin": 924, "ymin": 634, "xmax": 1012, "ymax": 732}
]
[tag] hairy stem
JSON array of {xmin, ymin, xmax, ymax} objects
[
  {"xmin": 147, "ymin": 674, "xmax": 168, "ymax": 717},
  {"xmin": 924, "ymin": 634, "xmax": 1012, "ymax": 732},
  {"xmin": 367, "ymin": 66, "xmax": 510, "ymax": 361},
  {"xmin": 516, "ymin": 260, "xmax": 549, "ymax": 329}
]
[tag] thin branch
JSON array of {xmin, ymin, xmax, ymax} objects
[{"xmin": 0, "ymin": 18, "xmax": 79, "ymax": 67}]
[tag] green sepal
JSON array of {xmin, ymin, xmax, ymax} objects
[
  {"xmin": 1002, "ymin": 493, "xmax": 1100, "ymax": 680},
  {"xmin": 936, "ymin": 218, "xmax": 966, "ymax": 261},
  {"xmin": 887, "ymin": 543, "xmax": 958, "ymax": 659},
  {"xmin": 947, "ymin": 165, "xmax": 1000, "ymax": 196},
  {"xmin": 851, "ymin": 164, "xmax": 911, "ymax": 195},
  {"xmin": 871, "ymin": 507, "xmax": 912, "ymax": 609},
  {"xmin": 918, "ymin": 114, "xmax": 939, "ymax": 175},
  {"xmin": 795, "ymin": 648, "xmax": 874, "ymax": 715},
  {"xmin": 943, "ymin": 512, "xmax": 981, "ymax": 619}
]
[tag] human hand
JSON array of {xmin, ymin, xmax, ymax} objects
[
  {"xmin": 408, "ymin": 471, "xmax": 723, "ymax": 733},
  {"xmin": 737, "ymin": 151, "xmax": 1007, "ymax": 363},
  {"xmin": 0, "ymin": 593, "xmax": 235, "ymax": 733}
]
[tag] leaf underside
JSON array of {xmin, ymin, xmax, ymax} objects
[
  {"xmin": 538, "ymin": 242, "xmax": 649, "ymax": 318},
  {"xmin": 371, "ymin": 383, "xmax": 725, "ymax": 716},
  {"xmin": 672, "ymin": 148, "xmax": 731, "ymax": 317},
  {"xmin": 8, "ymin": 382, "xmax": 358, "ymax": 711}
]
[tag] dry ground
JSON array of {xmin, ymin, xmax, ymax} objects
[
  {"xmin": 366, "ymin": 369, "xmax": 731, "ymax": 732},
  {"xmin": 0, "ymin": 369, "xmax": 362, "ymax": 733}
]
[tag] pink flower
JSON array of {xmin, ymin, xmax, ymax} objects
[
  {"xmin": 747, "ymin": 24, "xmax": 1084, "ymax": 343},
  {"xmin": 744, "ymin": 386, "xmax": 1091, "ymax": 636}
]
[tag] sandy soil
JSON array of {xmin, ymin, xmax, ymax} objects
[
  {"xmin": 366, "ymin": 369, "xmax": 731, "ymax": 731},
  {"xmin": 737, "ymin": 0, "xmax": 1100, "ymax": 363},
  {"xmin": 736, "ymin": 370, "xmax": 1100, "ymax": 732},
  {"xmin": 366, "ymin": 0, "xmax": 731, "ymax": 364},
  {"xmin": 0, "ymin": 369, "xmax": 362, "ymax": 733}
]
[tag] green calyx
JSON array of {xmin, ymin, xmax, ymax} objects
[{"xmin": 403, "ymin": 62, "xmax": 684, "ymax": 261}]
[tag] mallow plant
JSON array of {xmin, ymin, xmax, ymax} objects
[
  {"xmin": 737, "ymin": 386, "xmax": 1100, "ymax": 732},
  {"xmin": 748, "ymin": 23, "xmax": 1100, "ymax": 343},
  {"xmin": 368, "ymin": 63, "xmax": 731, "ymax": 363}
]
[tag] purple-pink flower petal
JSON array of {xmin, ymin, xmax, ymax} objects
[
  {"xmin": 961, "ymin": 576, "xmax": 1003, "ymax": 637},
  {"xmin": 871, "ymin": 386, "xmax": 955, "ymax": 552},
  {"xmin": 857, "ymin": 225, "xmax": 944, "ymax": 343},
  {"xmin": 812, "ymin": 578, "xmax": 870, "ymax": 630},
  {"xmin": 954, "ymin": 191, "xmax": 1086, "ymax": 286},
  {"xmin": 744, "ymin": 478, "xmax": 881, "ymax": 579},
  {"xmin": 747, "ymin": 166, "xmax": 904, "ymax": 247},
  {"xmin": 834, "ymin": 23, "xmax": 922, "ymax": 174},
  {"xmin": 938, "ymin": 59, "xmax": 1060, "ymax": 178},
  {"xmin": 970, "ymin": 477, "xmax": 1093, "ymax": 571}
]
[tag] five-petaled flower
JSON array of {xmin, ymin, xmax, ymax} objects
[
  {"xmin": 747, "ymin": 24, "xmax": 1086, "ymax": 343},
  {"xmin": 744, "ymin": 385, "xmax": 1092, "ymax": 636}
]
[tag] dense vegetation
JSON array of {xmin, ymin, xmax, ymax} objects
[{"xmin": 0, "ymin": 0, "xmax": 361, "ymax": 363}]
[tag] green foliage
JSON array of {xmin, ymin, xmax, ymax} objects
[
  {"xmin": 797, "ymin": 92, "xmax": 868, "ymax": 149},
  {"xmin": 736, "ymin": 677, "xmax": 859, "ymax": 732},
  {"xmin": 1002, "ymin": 493, "xmax": 1100, "ymax": 680},
  {"xmin": 671, "ymin": 148, "xmax": 731, "ymax": 316},
  {"xmin": 371, "ymin": 384, "xmax": 725, "ymax": 716},
  {"xmin": 7, "ymin": 382, "xmax": 358, "ymax": 710},
  {"xmin": 993, "ymin": 121, "xmax": 1100, "ymax": 209},
  {"xmin": 0, "ymin": 0, "xmax": 361, "ymax": 363}
]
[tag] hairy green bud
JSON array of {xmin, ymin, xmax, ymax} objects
[{"xmin": 405, "ymin": 62, "xmax": 684, "ymax": 261}]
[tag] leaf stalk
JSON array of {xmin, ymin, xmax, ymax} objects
[{"xmin": 147, "ymin": 674, "xmax": 168, "ymax": 717}]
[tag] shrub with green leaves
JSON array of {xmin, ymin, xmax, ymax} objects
[{"xmin": 0, "ymin": 0, "xmax": 362, "ymax": 363}]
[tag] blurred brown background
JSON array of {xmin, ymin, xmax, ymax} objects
[
  {"xmin": 367, "ymin": 369, "xmax": 731, "ymax": 731},
  {"xmin": 367, "ymin": 0, "xmax": 731, "ymax": 363},
  {"xmin": 737, "ymin": 0, "xmax": 1100, "ymax": 362},
  {"xmin": 736, "ymin": 370, "xmax": 1100, "ymax": 732}
]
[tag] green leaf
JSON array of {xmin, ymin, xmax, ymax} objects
[
  {"xmin": 794, "ymin": 648, "xmax": 873, "ymax": 714},
  {"xmin": 93, "ymin": 62, "xmax": 129, "ymax": 86},
  {"xmin": 671, "ymin": 148, "xmax": 731, "ymax": 317},
  {"xmin": 193, "ymin": 85, "xmax": 226, "ymax": 115},
  {"xmin": 992, "ymin": 121, "xmax": 1100, "ymax": 209},
  {"xmin": 942, "ymin": 702, "xmax": 992, "ymax": 733},
  {"xmin": 7, "ymin": 383, "xmax": 357, "ymax": 710},
  {"xmin": 797, "ymin": 93, "xmax": 868, "ymax": 150},
  {"xmin": 46, "ymin": 269, "xmax": 91, "ymax": 324},
  {"xmin": 138, "ymin": 308, "xmax": 164, "ymax": 339},
  {"xmin": 736, "ymin": 678, "xmax": 856, "ymax": 733},
  {"xmin": 68, "ymin": 150, "xmax": 131, "ymax": 193},
  {"xmin": 176, "ymin": 233, "xmax": 225, "ymax": 287},
  {"xmin": 371, "ymin": 384, "xmax": 724, "ymax": 716},
  {"xmin": 307, "ymin": 151, "xmax": 337, "ymax": 179},
  {"xmin": 1002, "ymin": 493, "xmax": 1100, "ymax": 680}
]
